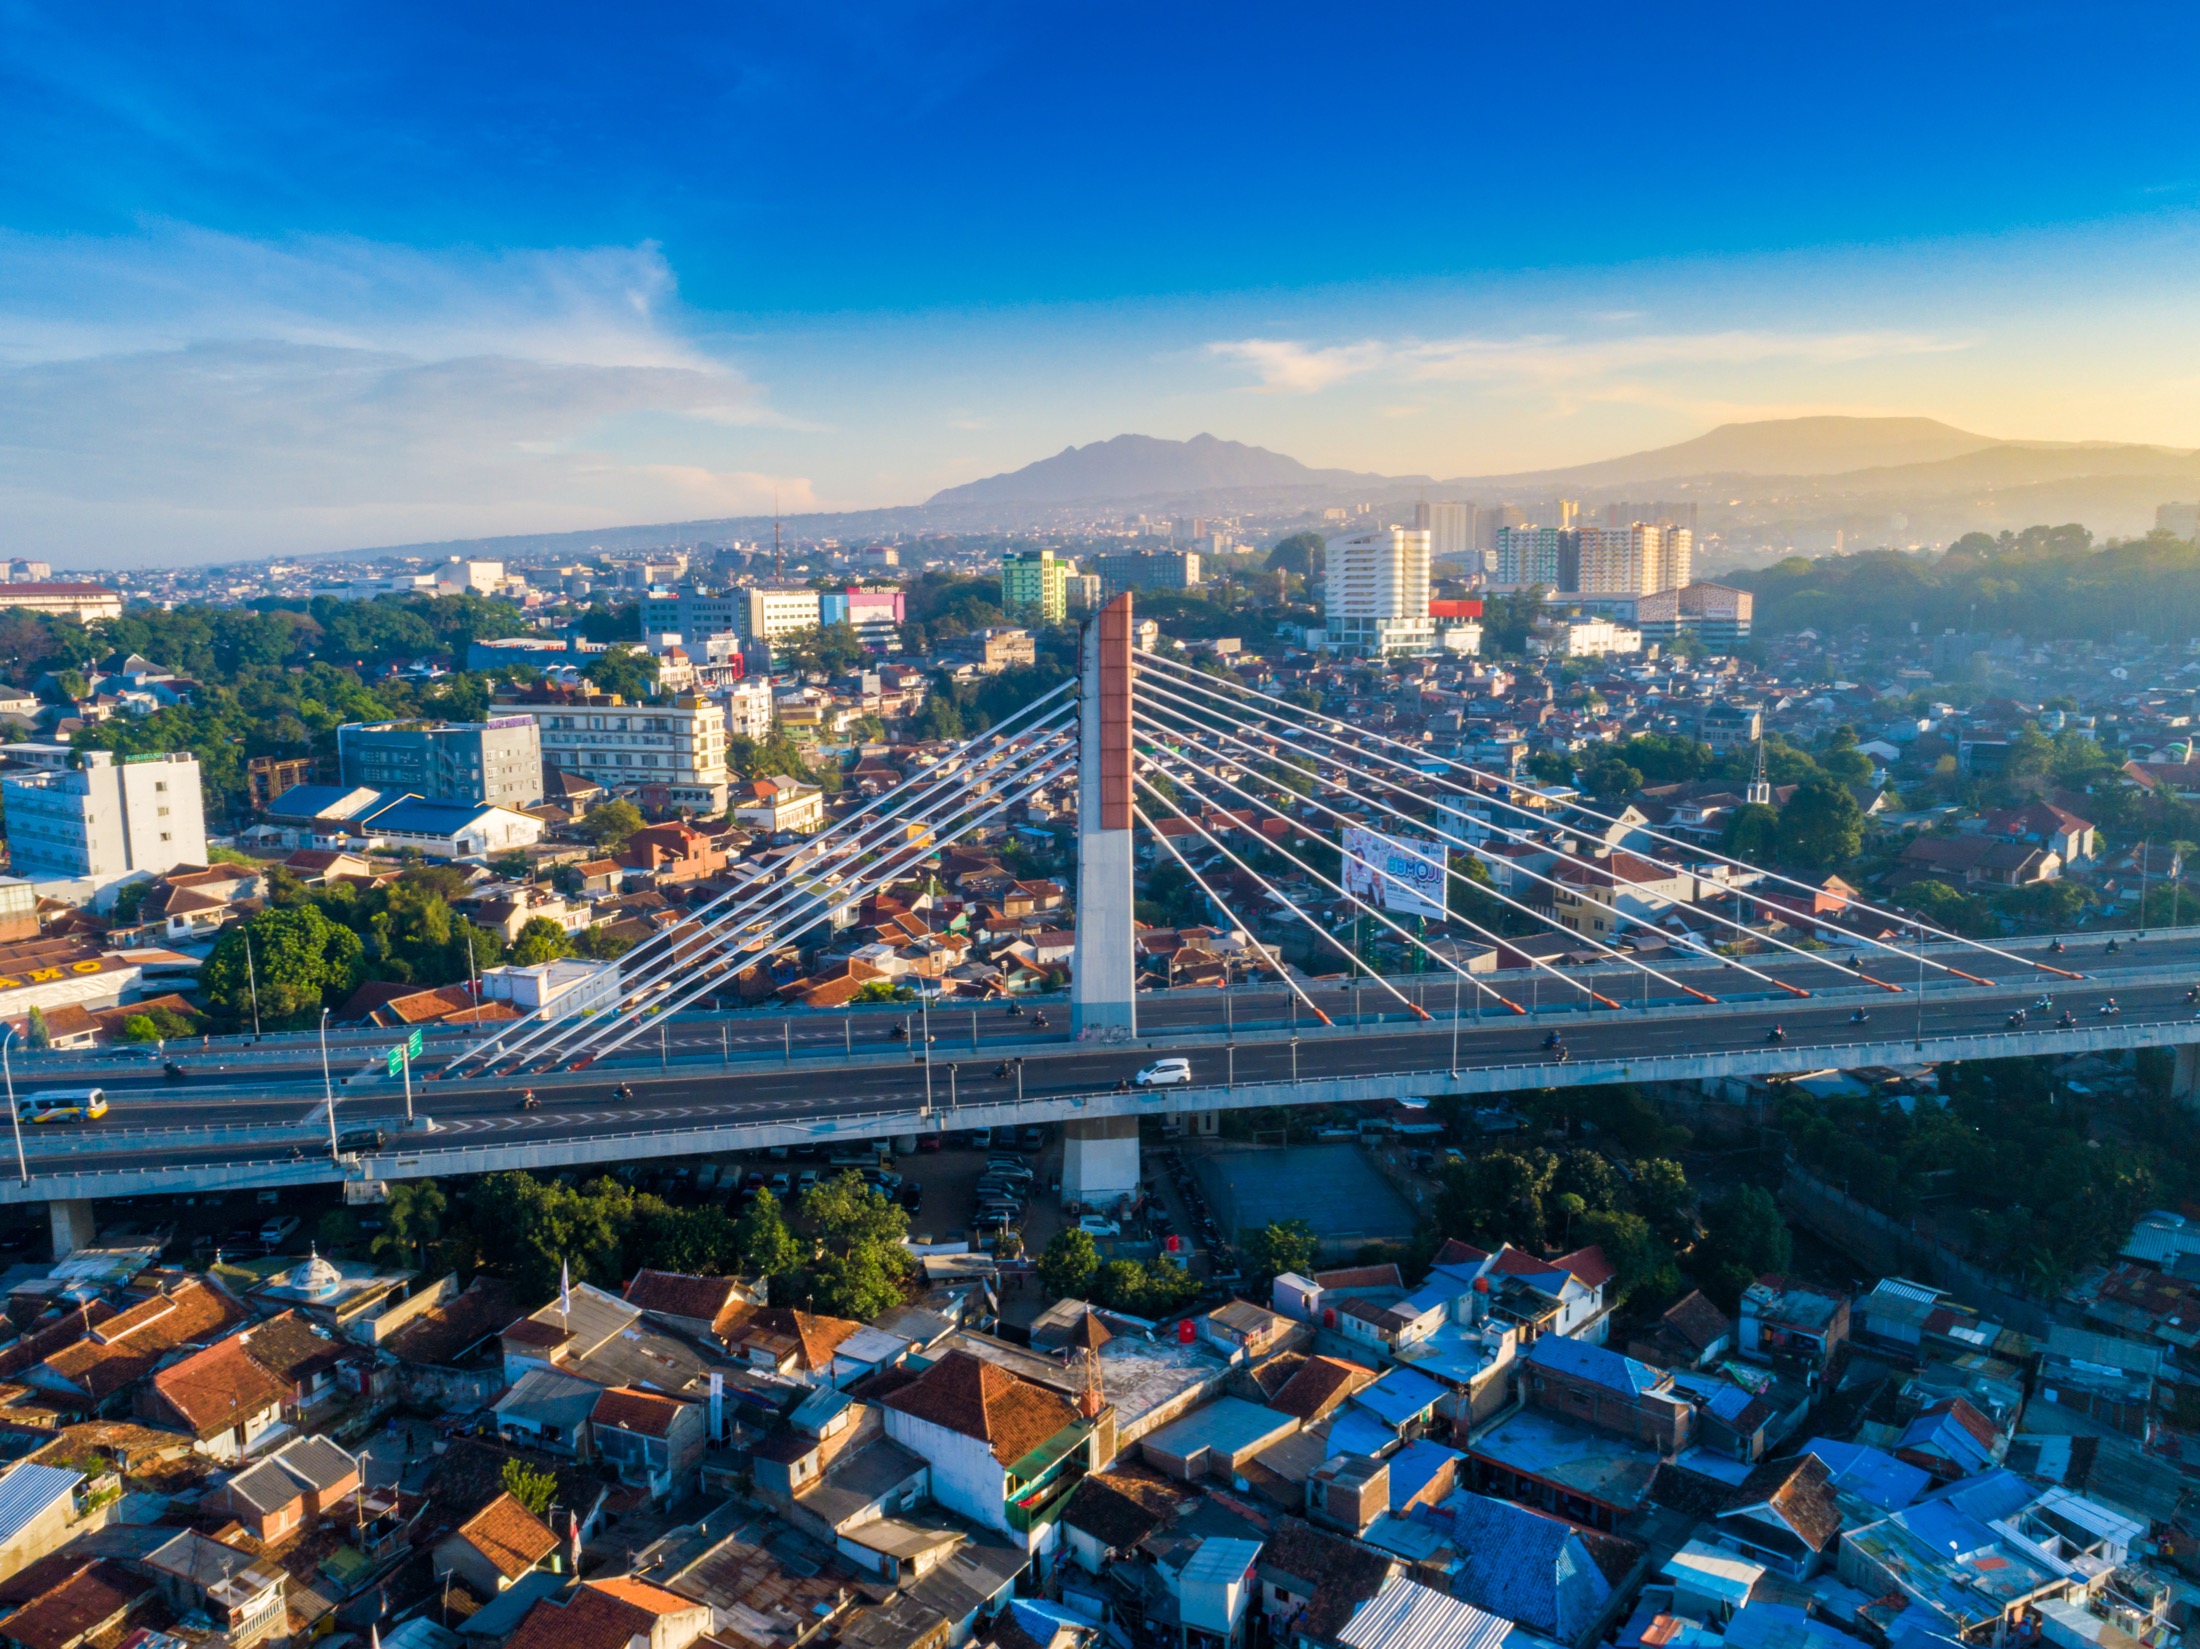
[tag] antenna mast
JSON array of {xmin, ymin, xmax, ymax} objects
[{"xmin": 774, "ymin": 488, "xmax": 783, "ymax": 582}]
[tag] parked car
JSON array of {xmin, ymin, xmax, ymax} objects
[
  {"xmin": 768, "ymin": 1172, "xmax": 792, "ymax": 1198},
  {"xmin": 969, "ymin": 1129, "xmax": 993, "ymax": 1149},
  {"xmin": 897, "ymin": 1182, "xmax": 924, "ymax": 1212},
  {"xmin": 796, "ymin": 1169, "xmax": 820, "ymax": 1197},
  {"xmin": 917, "ymin": 1133, "xmax": 944, "ymax": 1153},
  {"xmin": 258, "ymin": 1215, "xmax": 301, "ymax": 1247},
  {"xmin": 1077, "ymin": 1215, "xmax": 1121, "ymax": 1238},
  {"xmin": 1018, "ymin": 1126, "xmax": 1044, "ymax": 1150}
]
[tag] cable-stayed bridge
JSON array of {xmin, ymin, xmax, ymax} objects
[{"xmin": 11, "ymin": 596, "xmax": 2200, "ymax": 1246}]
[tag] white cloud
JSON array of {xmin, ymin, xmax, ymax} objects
[
  {"xmin": 1203, "ymin": 336, "xmax": 1389, "ymax": 393},
  {"xmin": 1205, "ymin": 323, "xmax": 1967, "ymax": 398},
  {"xmin": 0, "ymin": 224, "xmax": 804, "ymax": 564}
]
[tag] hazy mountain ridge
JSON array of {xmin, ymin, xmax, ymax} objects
[
  {"xmin": 334, "ymin": 416, "xmax": 2200, "ymax": 566},
  {"xmin": 926, "ymin": 431, "xmax": 1420, "ymax": 506}
]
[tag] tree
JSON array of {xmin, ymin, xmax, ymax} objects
[
  {"xmin": 735, "ymin": 1188, "xmax": 801, "ymax": 1278},
  {"xmin": 580, "ymin": 800, "xmax": 645, "ymax": 851},
  {"xmin": 798, "ymin": 1172, "xmax": 911, "ymax": 1320},
  {"xmin": 374, "ymin": 1180, "xmax": 446, "ymax": 1270},
  {"xmin": 1722, "ymin": 802, "xmax": 1781, "ymax": 862},
  {"xmin": 583, "ymin": 644, "xmax": 658, "ymax": 701},
  {"xmin": 24, "ymin": 1007, "xmax": 48, "ymax": 1050},
  {"xmin": 1242, "ymin": 1219, "xmax": 1318, "ymax": 1283},
  {"xmin": 1776, "ymin": 778, "xmax": 1863, "ymax": 870},
  {"xmin": 1697, "ymin": 1185, "xmax": 1792, "ymax": 1310},
  {"xmin": 1574, "ymin": 1209, "xmax": 1662, "ymax": 1306},
  {"xmin": 1584, "ymin": 758, "xmax": 1645, "ymax": 799},
  {"xmin": 501, "ymin": 1456, "xmax": 558, "ymax": 1518},
  {"xmin": 509, "ymin": 917, "xmax": 573, "ymax": 967},
  {"xmin": 626, "ymin": 1197, "xmax": 741, "ymax": 1276},
  {"xmin": 1267, "ymin": 532, "xmax": 1325, "ymax": 578},
  {"xmin": 200, "ymin": 905, "xmax": 364, "ymax": 1029},
  {"xmin": 118, "ymin": 1015, "xmax": 159, "ymax": 1043},
  {"xmin": 1037, "ymin": 1228, "xmax": 1100, "ymax": 1299},
  {"xmin": 1437, "ymin": 1148, "xmax": 1556, "ymax": 1250}
]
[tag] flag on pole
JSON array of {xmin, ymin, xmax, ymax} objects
[{"xmin": 560, "ymin": 1258, "xmax": 571, "ymax": 1320}]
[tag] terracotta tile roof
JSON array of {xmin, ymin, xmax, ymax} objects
[
  {"xmin": 621, "ymin": 1270, "xmax": 747, "ymax": 1328},
  {"xmin": 0, "ymin": 1561, "xmax": 148, "ymax": 1649},
  {"xmin": 877, "ymin": 1349, "xmax": 1079, "ymax": 1466},
  {"xmin": 242, "ymin": 1310, "xmax": 345, "ymax": 1386},
  {"xmin": 723, "ymin": 1306, "xmax": 864, "ymax": 1372},
  {"xmin": 590, "ymin": 1387, "xmax": 688, "ymax": 1439},
  {"xmin": 507, "ymin": 1582, "xmax": 681, "ymax": 1649},
  {"xmin": 149, "ymin": 1335, "xmax": 290, "ymax": 1439},
  {"xmin": 387, "ymin": 1277, "xmax": 522, "ymax": 1366},
  {"xmin": 587, "ymin": 1577, "xmax": 697, "ymax": 1616},
  {"xmin": 1269, "ymin": 1356, "xmax": 1378, "ymax": 1421},
  {"xmin": 1661, "ymin": 1291, "xmax": 1732, "ymax": 1354},
  {"xmin": 454, "ymin": 1491, "xmax": 559, "ymax": 1581},
  {"xmin": 38, "ymin": 1279, "xmax": 241, "ymax": 1401},
  {"xmin": 1257, "ymin": 1515, "xmax": 1398, "ymax": 1638},
  {"xmin": 1724, "ymin": 1454, "xmax": 1842, "ymax": 1552},
  {"xmin": 0, "ymin": 1304, "xmax": 115, "ymax": 1381},
  {"xmin": 1552, "ymin": 1245, "xmax": 1615, "ymax": 1291}
]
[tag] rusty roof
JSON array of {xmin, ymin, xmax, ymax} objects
[
  {"xmin": 455, "ymin": 1491, "xmax": 560, "ymax": 1580},
  {"xmin": 877, "ymin": 1349, "xmax": 1078, "ymax": 1467}
]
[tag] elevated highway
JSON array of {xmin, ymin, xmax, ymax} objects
[{"xmin": 5, "ymin": 928, "xmax": 2196, "ymax": 1223}]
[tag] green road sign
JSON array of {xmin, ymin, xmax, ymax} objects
[
  {"xmin": 386, "ymin": 1047, "xmax": 403, "ymax": 1076},
  {"xmin": 407, "ymin": 1030, "xmax": 423, "ymax": 1059}
]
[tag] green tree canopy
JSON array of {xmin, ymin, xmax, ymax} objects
[
  {"xmin": 509, "ymin": 917, "xmax": 574, "ymax": 967},
  {"xmin": 1266, "ymin": 532, "xmax": 1325, "ymax": 577},
  {"xmin": 200, "ymin": 904, "xmax": 365, "ymax": 1029},
  {"xmin": 1241, "ymin": 1219, "xmax": 1318, "ymax": 1283},
  {"xmin": 580, "ymin": 799, "xmax": 646, "ymax": 850},
  {"xmin": 797, "ymin": 1172, "xmax": 911, "ymax": 1320},
  {"xmin": 735, "ymin": 1188, "xmax": 801, "ymax": 1278},
  {"xmin": 1776, "ymin": 778, "xmax": 1864, "ymax": 870},
  {"xmin": 1037, "ymin": 1228, "xmax": 1100, "ymax": 1299},
  {"xmin": 583, "ymin": 644, "xmax": 659, "ymax": 701}
]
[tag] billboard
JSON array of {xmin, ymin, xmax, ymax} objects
[{"xmin": 1341, "ymin": 826, "xmax": 1448, "ymax": 919}]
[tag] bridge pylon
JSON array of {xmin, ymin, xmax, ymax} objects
[{"xmin": 1072, "ymin": 594, "xmax": 1137, "ymax": 1041}]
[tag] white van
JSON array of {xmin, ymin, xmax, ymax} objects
[{"xmin": 19, "ymin": 1088, "xmax": 107, "ymax": 1123}]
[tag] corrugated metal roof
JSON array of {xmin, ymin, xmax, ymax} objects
[
  {"xmin": 0, "ymin": 1461, "xmax": 80, "ymax": 1546},
  {"xmin": 1339, "ymin": 1577, "xmax": 1511, "ymax": 1649}
]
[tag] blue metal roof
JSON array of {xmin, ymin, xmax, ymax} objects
[
  {"xmin": 1801, "ymin": 1437, "xmax": 1930, "ymax": 1514},
  {"xmin": 1353, "ymin": 1364, "xmax": 1446, "ymax": 1426},
  {"xmin": 1386, "ymin": 1439, "xmax": 1463, "ymax": 1511},
  {"xmin": 1529, "ymin": 1330, "xmax": 1664, "ymax": 1396},
  {"xmin": 1325, "ymin": 1409, "xmax": 1395, "ymax": 1459},
  {"xmin": 1424, "ymin": 1490, "xmax": 1613, "ymax": 1641},
  {"xmin": 0, "ymin": 1462, "xmax": 80, "ymax": 1548}
]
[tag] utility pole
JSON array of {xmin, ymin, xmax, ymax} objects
[{"xmin": 243, "ymin": 931, "xmax": 262, "ymax": 1042}]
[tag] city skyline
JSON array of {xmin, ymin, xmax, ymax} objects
[{"xmin": 8, "ymin": 5, "xmax": 2200, "ymax": 563}]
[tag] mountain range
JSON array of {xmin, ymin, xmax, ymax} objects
[{"xmin": 336, "ymin": 416, "xmax": 2200, "ymax": 569}]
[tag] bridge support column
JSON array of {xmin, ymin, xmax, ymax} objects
[
  {"xmin": 2174, "ymin": 1043, "xmax": 2200, "ymax": 1105},
  {"xmin": 48, "ymin": 1199, "xmax": 94, "ymax": 1260},
  {"xmin": 1073, "ymin": 595, "xmax": 1137, "ymax": 1041},
  {"xmin": 1062, "ymin": 1117, "xmax": 1139, "ymax": 1212}
]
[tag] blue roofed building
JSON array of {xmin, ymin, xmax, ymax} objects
[
  {"xmin": 1466, "ymin": 1406, "xmax": 1661, "ymax": 1531},
  {"xmin": 1384, "ymin": 1439, "xmax": 1463, "ymax": 1514},
  {"xmin": 1893, "ymin": 1398, "xmax": 2005, "ymax": 1483},
  {"xmin": 261, "ymin": 783, "xmax": 543, "ymax": 860},
  {"xmin": 1350, "ymin": 1365, "xmax": 1446, "ymax": 1437},
  {"xmin": 1416, "ymin": 1489, "xmax": 1619, "ymax": 1643},
  {"xmin": 1837, "ymin": 1472, "xmax": 2140, "ymax": 1641},
  {"xmin": 1795, "ymin": 1438, "xmax": 1930, "ymax": 1519},
  {"xmin": 1523, "ymin": 1334, "xmax": 1694, "ymax": 1452}
]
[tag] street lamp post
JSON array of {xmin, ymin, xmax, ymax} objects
[
  {"xmin": 320, "ymin": 1010, "xmax": 337, "ymax": 1162},
  {"xmin": 2, "ymin": 1027, "xmax": 22, "ymax": 1185},
  {"xmin": 242, "ymin": 931, "xmax": 262, "ymax": 1042}
]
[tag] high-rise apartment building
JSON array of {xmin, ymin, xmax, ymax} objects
[
  {"xmin": 999, "ymin": 549, "xmax": 1068, "ymax": 624},
  {"xmin": 1413, "ymin": 501, "xmax": 1478, "ymax": 560},
  {"xmin": 337, "ymin": 717, "xmax": 544, "ymax": 810},
  {"xmin": 1094, "ymin": 551, "xmax": 1201, "ymax": 598},
  {"xmin": 737, "ymin": 587, "xmax": 824, "ymax": 653},
  {"xmin": 492, "ymin": 690, "xmax": 731, "ymax": 813},
  {"xmin": 1494, "ymin": 526, "xmax": 1572, "ymax": 589},
  {"xmin": 1322, "ymin": 526, "xmax": 1433, "ymax": 657},
  {"xmin": 1574, "ymin": 524, "xmax": 1692, "ymax": 595},
  {"xmin": 2, "ymin": 751, "xmax": 206, "ymax": 883}
]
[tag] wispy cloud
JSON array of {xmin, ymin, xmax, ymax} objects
[
  {"xmin": 1205, "ymin": 324, "xmax": 1968, "ymax": 395},
  {"xmin": 0, "ymin": 224, "xmax": 805, "ymax": 563}
]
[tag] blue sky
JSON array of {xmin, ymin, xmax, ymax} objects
[{"xmin": 6, "ymin": 2, "xmax": 2200, "ymax": 563}]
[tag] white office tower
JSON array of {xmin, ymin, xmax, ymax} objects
[
  {"xmin": 2, "ymin": 751, "xmax": 207, "ymax": 883},
  {"xmin": 1323, "ymin": 526, "xmax": 1433, "ymax": 657}
]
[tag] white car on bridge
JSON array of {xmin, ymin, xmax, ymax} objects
[{"xmin": 1134, "ymin": 1058, "xmax": 1192, "ymax": 1088}]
